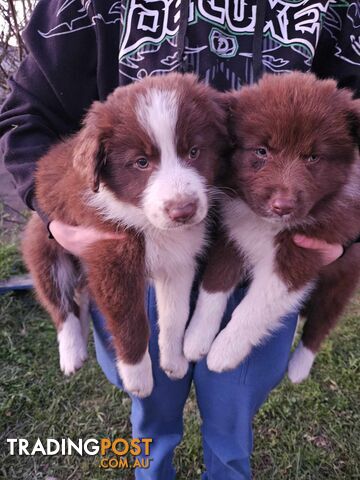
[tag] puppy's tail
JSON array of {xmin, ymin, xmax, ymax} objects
[{"xmin": 22, "ymin": 214, "xmax": 88, "ymax": 375}]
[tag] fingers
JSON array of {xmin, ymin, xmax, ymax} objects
[
  {"xmin": 293, "ymin": 234, "xmax": 326, "ymax": 250},
  {"xmin": 48, "ymin": 220, "xmax": 126, "ymax": 257},
  {"xmin": 293, "ymin": 234, "xmax": 344, "ymax": 266}
]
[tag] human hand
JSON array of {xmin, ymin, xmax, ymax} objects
[
  {"xmin": 49, "ymin": 220, "xmax": 126, "ymax": 257},
  {"xmin": 292, "ymin": 234, "xmax": 344, "ymax": 266}
]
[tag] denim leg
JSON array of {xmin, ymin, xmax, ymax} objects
[
  {"xmin": 91, "ymin": 285, "xmax": 193, "ymax": 480},
  {"xmin": 193, "ymin": 287, "xmax": 298, "ymax": 480}
]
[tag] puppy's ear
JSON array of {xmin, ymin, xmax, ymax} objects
[
  {"xmin": 347, "ymin": 98, "xmax": 360, "ymax": 148},
  {"xmin": 73, "ymin": 101, "xmax": 113, "ymax": 192}
]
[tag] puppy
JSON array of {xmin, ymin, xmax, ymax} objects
[
  {"xmin": 183, "ymin": 72, "xmax": 360, "ymax": 382},
  {"xmin": 22, "ymin": 73, "xmax": 227, "ymax": 397}
]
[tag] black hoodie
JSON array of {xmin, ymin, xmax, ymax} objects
[{"xmin": 0, "ymin": 0, "xmax": 359, "ymax": 210}]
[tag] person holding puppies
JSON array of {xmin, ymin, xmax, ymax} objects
[{"xmin": 1, "ymin": 1, "xmax": 359, "ymax": 479}]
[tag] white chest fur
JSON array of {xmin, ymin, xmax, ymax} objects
[
  {"xmin": 144, "ymin": 221, "xmax": 207, "ymax": 279},
  {"xmin": 221, "ymin": 197, "xmax": 282, "ymax": 268}
]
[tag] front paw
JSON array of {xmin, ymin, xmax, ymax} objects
[
  {"xmin": 183, "ymin": 327, "xmax": 214, "ymax": 362},
  {"xmin": 117, "ymin": 350, "xmax": 154, "ymax": 398},
  {"xmin": 207, "ymin": 330, "xmax": 252, "ymax": 373},
  {"xmin": 161, "ymin": 353, "xmax": 189, "ymax": 380}
]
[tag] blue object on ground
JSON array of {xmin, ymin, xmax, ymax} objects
[{"xmin": 0, "ymin": 274, "xmax": 33, "ymax": 295}]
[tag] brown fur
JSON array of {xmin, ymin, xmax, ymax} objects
[
  {"xmin": 301, "ymin": 244, "xmax": 360, "ymax": 352},
  {"xmin": 23, "ymin": 73, "xmax": 227, "ymax": 370},
  {"xmin": 82, "ymin": 234, "xmax": 148, "ymax": 364},
  {"xmin": 202, "ymin": 227, "xmax": 248, "ymax": 292},
  {"xmin": 204, "ymin": 72, "xmax": 360, "ymax": 356}
]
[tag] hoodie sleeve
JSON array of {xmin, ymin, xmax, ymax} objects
[
  {"xmin": 0, "ymin": 0, "xmax": 99, "ymax": 210},
  {"xmin": 311, "ymin": 2, "xmax": 360, "ymax": 98}
]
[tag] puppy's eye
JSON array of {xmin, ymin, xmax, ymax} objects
[
  {"xmin": 189, "ymin": 146, "xmax": 200, "ymax": 160},
  {"xmin": 255, "ymin": 147, "xmax": 268, "ymax": 158},
  {"xmin": 136, "ymin": 157, "xmax": 149, "ymax": 169},
  {"xmin": 306, "ymin": 154, "xmax": 319, "ymax": 164}
]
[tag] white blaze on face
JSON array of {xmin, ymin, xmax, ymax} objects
[{"xmin": 136, "ymin": 88, "xmax": 208, "ymax": 230}]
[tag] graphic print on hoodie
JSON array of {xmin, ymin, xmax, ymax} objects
[{"xmin": 38, "ymin": 0, "xmax": 360, "ymax": 90}]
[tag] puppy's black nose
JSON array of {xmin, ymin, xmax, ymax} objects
[
  {"xmin": 165, "ymin": 201, "xmax": 197, "ymax": 222},
  {"xmin": 270, "ymin": 197, "xmax": 295, "ymax": 216}
]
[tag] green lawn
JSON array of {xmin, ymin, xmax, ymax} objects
[{"xmin": 1, "ymin": 244, "xmax": 359, "ymax": 479}]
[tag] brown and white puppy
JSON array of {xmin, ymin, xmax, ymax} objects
[
  {"xmin": 22, "ymin": 73, "xmax": 227, "ymax": 397},
  {"xmin": 183, "ymin": 72, "xmax": 360, "ymax": 382}
]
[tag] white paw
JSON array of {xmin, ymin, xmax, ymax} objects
[
  {"xmin": 58, "ymin": 313, "xmax": 88, "ymax": 376},
  {"xmin": 161, "ymin": 353, "xmax": 189, "ymax": 380},
  {"xmin": 117, "ymin": 350, "xmax": 154, "ymax": 398},
  {"xmin": 183, "ymin": 289, "xmax": 227, "ymax": 362},
  {"xmin": 207, "ymin": 330, "xmax": 252, "ymax": 373},
  {"xmin": 183, "ymin": 326, "xmax": 215, "ymax": 362},
  {"xmin": 288, "ymin": 341, "xmax": 315, "ymax": 384}
]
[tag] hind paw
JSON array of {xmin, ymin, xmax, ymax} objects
[
  {"xmin": 117, "ymin": 350, "xmax": 154, "ymax": 398},
  {"xmin": 58, "ymin": 313, "xmax": 88, "ymax": 376},
  {"xmin": 288, "ymin": 341, "xmax": 315, "ymax": 384}
]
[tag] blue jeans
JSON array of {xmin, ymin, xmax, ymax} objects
[{"xmin": 91, "ymin": 285, "xmax": 298, "ymax": 480}]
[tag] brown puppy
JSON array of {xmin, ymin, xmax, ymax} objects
[
  {"xmin": 22, "ymin": 73, "xmax": 227, "ymax": 397},
  {"xmin": 183, "ymin": 72, "xmax": 360, "ymax": 382}
]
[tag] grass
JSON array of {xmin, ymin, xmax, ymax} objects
[
  {"xmin": 0, "ymin": 201, "xmax": 28, "ymax": 280},
  {"xmin": 253, "ymin": 303, "xmax": 360, "ymax": 479},
  {"xmin": 0, "ymin": 242, "xmax": 27, "ymax": 279},
  {"xmin": 1, "ymin": 237, "xmax": 359, "ymax": 479}
]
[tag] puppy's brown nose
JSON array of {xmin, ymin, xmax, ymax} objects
[
  {"xmin": 270, "ymin": 197, "xmax": 295, "ymax": 216},
  {"xmin": 165, "ymin": 201, "xmax": 197, "ymax": 222}
]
